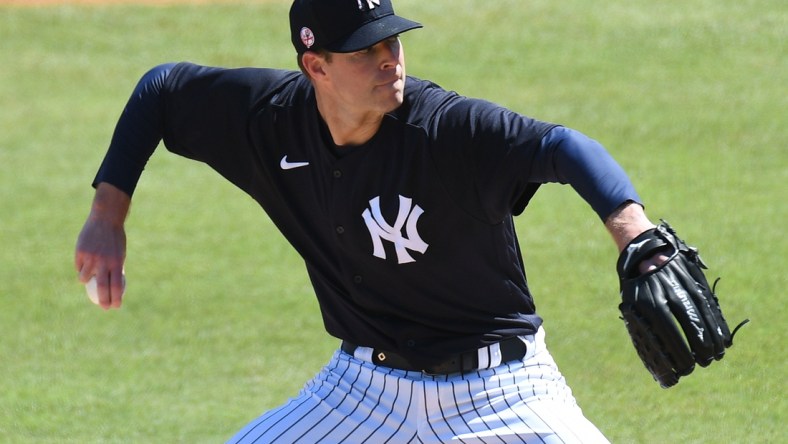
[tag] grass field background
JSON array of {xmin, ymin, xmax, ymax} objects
[{"xmin": 0, "ymin": 0, "xmax": 785, "ymax": 442}]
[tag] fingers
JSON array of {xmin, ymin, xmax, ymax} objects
[
  {"xmin": 75, "ymin": 251, "xmax": 95, "ymax": 284},
  {"xmin": 75, "ymin": 239, "xmax": 126, "ymax": 310},
  {"xmin": 75, "ymin": 242, "xmax": 125, "ymax": 309},
  {"xmin": 638, "ymin": 253, "xmax": 670, "ymax": 274},
  {"xmin": 82, "ymin": 268, "xmax": 126, "ymax": 310},
  {"xmin": 74, "ymin": 212, "xmax": 128, "ymax": 309}
]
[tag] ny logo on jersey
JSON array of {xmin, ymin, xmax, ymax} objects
[
  {"xmin": 357, "ymin": 0, "xmax": 381, "ymax": 11},
  {"xmin": 362, "ymin": 195, "xmax": 429, "ymax": 264}
]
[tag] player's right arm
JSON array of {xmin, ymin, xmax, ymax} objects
[
  {"xmin": 74, "ymin": 62, "xmax": 301, "ymax": 309},
  {"xmin": 73, "ymin": 63, "xmax": 174, "ymax": 309}
]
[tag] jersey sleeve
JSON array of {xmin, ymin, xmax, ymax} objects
[
  {"xmin": 92, "ymin": 62, "xmax": 301, "ymax": 196},
  {"xmin": 536, "ymin": 126, "xmax": 641, "ymax": 220},
  {"xmin": 92, "ymin": 63, "xmax": 175, "ymax": 195},
  {"xmin": 434, "ymin": 97, "xmax": 640, "ymax": 221}
]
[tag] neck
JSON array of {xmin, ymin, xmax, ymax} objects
[{"xmin": 315, "ymin": 92, "xmax": 385, "ymax": 147}]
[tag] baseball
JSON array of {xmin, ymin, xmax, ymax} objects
[
  {"xmin": 85, "ymin": 274, "xmax": 126, "ymax": 305},
  {"xmin": 85, "ymin": 276, "xmax": 100, "ymax": 304}
]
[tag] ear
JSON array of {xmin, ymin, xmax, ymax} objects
[{"xmin": 301, "ymin": 51, "xmax": 328, "ymax": 81}]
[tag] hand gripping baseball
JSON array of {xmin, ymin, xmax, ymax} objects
[
  {"xmin": 616, "ymin": 221, "xmax": 748, "ymax": 388},
  {"xmin": 74, "ymin": 183, "xmax": 130, "ymax": 309}
]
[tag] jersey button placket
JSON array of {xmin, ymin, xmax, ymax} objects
[{"xmin": 328, "ymin": 163, "xmax": 357, "ymax": 286}]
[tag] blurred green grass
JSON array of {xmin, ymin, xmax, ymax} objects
[{"xmin": 0, "ymin": 0, "xmax": 785, "ymax": 442}]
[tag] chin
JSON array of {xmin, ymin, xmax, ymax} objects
[
  {"xmin": 373, "ymin": 89, "xmax": 404, "ymax": 113},
  {"xmin": 382, "ymin": 94, "xmax": 404, "ymax": 113}
]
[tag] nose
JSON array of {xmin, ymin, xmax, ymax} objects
[{"xmin": 380, "ymin": 38, "xmax": 401, "ymax": 71}]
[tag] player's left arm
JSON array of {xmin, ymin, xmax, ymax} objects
[
  {"xmin": 539, "ymin": 126, "xmax": 747, "ymax": 386},
  {"xmin": 536, "ymin": 126, "xmax": 669, "ymax": 270}
]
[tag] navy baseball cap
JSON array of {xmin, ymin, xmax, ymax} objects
[{"xmin": 290, "ymin": 0, "xmax": 422, "ymax": 54}]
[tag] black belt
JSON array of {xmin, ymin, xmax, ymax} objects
[{"xmin": 341, "ymin": 337, "xmax": 527, "ymax": 375}]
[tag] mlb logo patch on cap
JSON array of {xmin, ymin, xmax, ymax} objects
[{"xmin": 300, "ymin": 27, "xmax": 315, "ymax": 49}]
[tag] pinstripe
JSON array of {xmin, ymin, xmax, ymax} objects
[
  {"xmin": 288, "ymin": 358, "xmax": 365, "ymax": 442},
  {"xmin": 227, "ymin": 329, "xmax": 609, "ymax": 444},
  {"xmin": 356, "ymin": 368, "xmax": 396, "ymax": 443},
  {"xmin": 520, "ymin": 400, "xmax": 565, "ymax": 444},
  {"xmin": 434, "ymin": 380, "xmax": 472, "ymax": 444},
  {"xmin": 485, "ymin": 362, "xmax": 546, "ymax": 444},
  {"xmin": 279, "ymin": 359, "xmax": 355, "ymax": 442},
  {"xmin": 381, "ymin": 374, "xmax": 416, "ymax": 444},
  {"xmin": 421, "ymin": 380, "xmax": 443, "ymax": 443},
  {"xmin": 462, "ymin": 378, "xmax": 506, "ymax": 444},
  {"xmin": 344, "ymin": 368, "xmax": 388, "ymax": 441},
  {"xmin": 452, "ymin": 380, "xmax": 483, "ymax": 441},
  {"xmin": 269, "ymin": 360, "xmax": 353, "ymax": 443},
  {"xmin": 457, "ymin": 380, "xmax": 483, "ymax": 442},
  {"xmin": 521, "ymin": 364, "xmax": 587, "ymax": 444},
  {"xmin": 230, "ymin": 385, "xmax": 304, "ymax": 442},
  {"xmin": 449, "ymin": 378, "xmax": 495, "ymax": 444},
  {"xmin": 482, "ymin": 364, "xmax": 526, "ymax": 443},
  {"xmin": 515, "ymin": 363, "xmax": 560, "ymax": 444},
  {"xmin": 321, "ymin": 362, "xmax": 379, "ymax": 442},
  {"xmin": 229, "ymin": 357, "xmax": 351, "ymax": 443},
  {"xmin": 229, "ymin": 374, "xmax": 316, "ymax": 443},
  {"xmin": 538, "ymin": 405, "xmax": 583, "ymax": 444},
  {"xmin": 532, "ymin": 392, "xmax": 584, "ymax": 444}
]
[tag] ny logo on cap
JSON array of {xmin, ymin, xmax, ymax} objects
[{"xmin": 357, "ymin": 0, "xmax": 381, "ymax": 11}]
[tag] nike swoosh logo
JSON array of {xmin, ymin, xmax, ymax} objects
[
  {"xmin": 280, "ymin": 155, "xmax": 309, "ymax": 170},
  {"xmin": 622, "ymin": 239, "xmax": 650, "ymax": 272}
]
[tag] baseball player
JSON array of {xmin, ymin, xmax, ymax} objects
[{"xmin": 74, "ymin": 0, "xmax": 741, "ymax": 442}]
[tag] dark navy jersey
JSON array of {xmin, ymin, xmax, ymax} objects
[{"xmin": 95, "ymin": 62, "xmax": 640, "ymax": 365}]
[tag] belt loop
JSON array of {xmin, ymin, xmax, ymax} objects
[
  {"xmin": 478, "ymin": 342, "xmax": 502, "ymax": 369},
  {"xmin": 353, "ymin": 345, "xmax": 374, "ymax": 363},
  {"xmin": 477, "ymin": 345, "xmax": 490, "ymax": 369}
]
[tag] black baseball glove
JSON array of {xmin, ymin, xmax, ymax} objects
[{"xmin": 616, "ymin": 221, "xmax": 748, "ymax": 388}]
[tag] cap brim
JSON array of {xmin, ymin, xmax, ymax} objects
[{"xmin": 325, "ymin": 15, "xmax": 422, "ymax": 53}]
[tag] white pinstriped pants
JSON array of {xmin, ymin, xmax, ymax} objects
[{"xmin": 227, "ymin": 328, "xmax": 610, "ymax": 443}]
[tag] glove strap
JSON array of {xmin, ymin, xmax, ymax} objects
[{"xmin": 617, "ymin": 225, "xmax": 669, "ymax": 279}]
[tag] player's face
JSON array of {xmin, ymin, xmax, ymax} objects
[{"xmin": 325, "ymin": 37, "xmax": 406, "ymax": 115}]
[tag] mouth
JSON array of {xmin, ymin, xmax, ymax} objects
[{"xmin": 378, "ymin": 77, "xmax": 403, "ymax": 89}]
